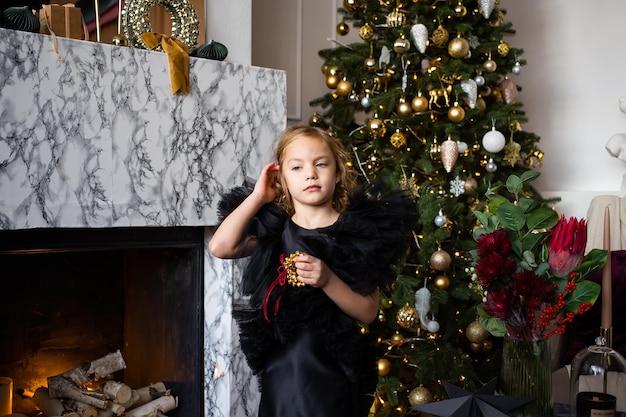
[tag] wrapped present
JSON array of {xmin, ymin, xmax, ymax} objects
[{"xmin": 39, "ymin": 3, "xmax": 87, "ymax": 40}]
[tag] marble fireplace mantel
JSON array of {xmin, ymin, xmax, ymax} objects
[{"xmin": 0, "ymin": 28, "xmax": 286, "ymax": 416}]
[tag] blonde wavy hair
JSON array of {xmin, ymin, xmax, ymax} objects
[{"xmin": 274, "ymin": 125, "xmax": 358, "ymax": 216}]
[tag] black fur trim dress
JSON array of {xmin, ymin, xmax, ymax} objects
[{"xmin": 217, "ymin": 178, "xmax": 418, "ymax": 417}]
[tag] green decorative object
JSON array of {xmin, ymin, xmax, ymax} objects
[
  {"xmin": 191, "ymin": 40, "xmax": 228, "ymax": 61},
  {"xmin": 123, "ymin": 0, "xmax": 199, "ymax": 51},
  {"xmin": 2, "ymin": 6, "xmax": 40, "ymax": 33},
  {"xmin": 500, "ymin": 337, "xmax": 553, "ymax": 417}
]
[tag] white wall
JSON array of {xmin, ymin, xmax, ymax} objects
[
  {"xmin": 206, "ymin": 0, "xmax": 251, "ymax": 65},
  {"xmin": 489, "ymin": 1, "xmax": 626, "ymax": 218}
]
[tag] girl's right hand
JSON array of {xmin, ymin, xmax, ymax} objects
[{"xmin": 253, "ymin": 162, "xmax": 280, "ymax": 204}]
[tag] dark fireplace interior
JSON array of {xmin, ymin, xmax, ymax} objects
[{"xmin": 0, "ymin": 227, "xmax": 205, "ymax": 416}]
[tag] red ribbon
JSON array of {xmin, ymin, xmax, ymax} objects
[{"xmin": 263, "ymin": 254, "xmax": 287, "ymax": 322}]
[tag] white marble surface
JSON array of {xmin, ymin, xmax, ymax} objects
[
  {"xmin": 0, "ymin": 28, "xmax": 285, "ymax": 416},
  {"xmin": 0, "ymin": 28, "xmax": 285, "ymax": 229}
]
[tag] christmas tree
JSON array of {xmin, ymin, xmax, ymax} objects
[{"xmin": 309, "ymin": 0, "xmax": 545, "ymax": 414}]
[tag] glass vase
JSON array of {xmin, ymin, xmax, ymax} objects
[{"xmin": 500, "ymin": 337, "xmax": 553, "ymax": 417}]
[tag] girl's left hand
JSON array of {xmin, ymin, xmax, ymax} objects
[{"xmin": 294, "ymin": 253, "xmax": 332, "ymax": 288}]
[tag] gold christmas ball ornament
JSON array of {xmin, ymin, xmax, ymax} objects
[
  {"xmin": 343, "ymin": 0, "xmax": 359, "ymax": 13},
  {"xmin": 483, "ymin": 58, "xmax": 497, "ymax": 73},
  {"xmin": 397, "ymin": 98, "xmax": 412, "ymax": 117},
  {"xmin": 469, "ymin": 342, "xmax": 484, "ymax": 353},
  {"xmin": 412, "ymin": 94, "xmax": 429, "ymax": 112},
  {"xmin": 497, "ymin": 40, "xmax": 511, "ymax": 56},
  {"xmin": 390, "ymin": 131, "xmax": 407, "ymax": 148},
  {"xmin": 364, "ymin": 56, "xmax": 377, "ymax": 72},
  {"xmin": 408, "ymin": 386, "xmax": 434, "ymax": 406},
  {"xmin": 465, "ymin": 320, "xmax": 490, "ymax": 344},
  {"xmin": 328, "ymin": 66, "xmax": 341, "ymax": 76},
  {"xmin": 447, "ymin": 103, "xmax": 465, "ymax": 123},
  {"xmin": 308, "ymin": 113, "xmax": 323, "ymax": 127},
  {"xmin": 464, "ymin": 176, "xmax": 478, "ymax": 194},
  {"xmin": 393, "ymin": 36, "xmax": 411, "ymax": 53},
  {"xmin": 321, "ymin": 64, "xmax": 330, "ymax": 75},
  {"xmin": 325, "ymin": 74, "xmax": 340, "ymax": 89},
  {"xmin": 448, "ymin": 36, "xmax": 470, "ymax": 59},
  {"xmin": 390, "ymin": 332, "xmax": 404, "ymax": 346},
  {"xmin": 430, "ymin": 249, "xmax": 452, "ymax": 271},
  {"xmin": 386, "ymin": 8, "xmax": 406, "ymax": 28},
  {"xmin": 454, "ymin": 3, "xmax": 467, "ymax": 16},
  {"xmin": 475, "ymin": 96, "xmax": 486, "ymax": 111},
  {"xmin": 112, "ymin": 34, "xmax": 129, "ymax": 46},
  {"xmin": 377, "ymin": 358, "xmax": 392, "ymax": 376},
  {"xmin": 336, "ymin": 22, "xmax": 350, "ymax": 36},
  {"xmin": 396, "ymin": 303, "xmax": 418, "ymax": 328},
  {"xmin": 434, "ymin": 274, "xmax": 450, "ymax": 290},
  {"xmin": 336, "ymin": 78, "xmax": 353, "ymax": 96},
  {"xmin": 367, "ymin": 115, "xmax": 387, "ymax": 138},
  {"xmin": 359, "ymin": 23, "xmax": 374, "ymax": 40}
]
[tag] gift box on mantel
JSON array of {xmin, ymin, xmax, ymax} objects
[{"xmin": 39, "ymin": 3, "xmax": 86, "ymax": 40}]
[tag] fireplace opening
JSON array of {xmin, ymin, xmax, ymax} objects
[{"xmin": 0, "ymin": 227, "xmax": 205, "ymax": 416}]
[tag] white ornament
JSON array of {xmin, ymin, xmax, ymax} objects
[
  {"xmin": 474, "ymin": 74, "xmax": 485, "ymax": 87},
  {"xmin": 410, "ymin": 23, "xmax": 428, "ymax": 54},
  {"xmin": 434, "ymin": 209, "xmax": 446, "ymax": 227},
  {"xmin": 478, "ymin": 0, "xmax": 496, "ymax": 19},
  {"xmin": 449, "ymin": 176, "xmax": 465, "ymax": 197},
  {"xmin": 456, "ymin": 141, "xmax": 468, "ymax": 153},
  {"xmin": 361, "ymin": 94, "xmax": 371, "ymax": 108},
  {"xmin": 461, "ymin": 79, "xmax": 478, "ymax": 109},
  {"xmin": 512, "ymin": 61, "xmax": 523, "ymax": 75},
  {"xmin": 486, "ymin": 158, "xmax": 498, "ymax": 172},
  {"xmin": 482, "ymin": 128, "xmax": 506, "ymax": 153},
  {"xmin": 379, "ymin": 46, "xmax": 391, "ymax": 67},
  {"xmin": 414, "ymin": 287, "xmax": 439, "ymax": 333}
]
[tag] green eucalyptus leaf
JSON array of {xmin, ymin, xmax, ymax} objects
[
  {"xmin": 509, "ymin": 233, "xmax": 523, "ymax": 259},
  {"xmin": 518, "ymin": 196, "xmax": 535, "ymax": 213},
  {"xmin": 522, "ymin": 232, "xmax": 546, "ymax": 253},
  {"xmin": 477, "ymin": 305, "xmax": 507, "ymax": 337},
  {"xmin": 520, "ymin": 170, "xmax": 541, "ymax": 183},
  {"xmin": 487, "ymin": 197, "xmax": 508, "ymax": 214},
  {"xmin": 497, "ymin": 202, "xmax": 525, "ymax": 231},
  {"xmin": 506, "ymin": 175, "xmax": 523, "ymax": 194},
  {"xmin": 473, "ymin": 210, "xmax": 491, "ymax": 228},
  {"xmin": 522, "ymin": 250, "xmax": 537, "ymax": 266},
  {"xmin": 526, "ymin": 208, "xmax": 559, "ymax": 231}
]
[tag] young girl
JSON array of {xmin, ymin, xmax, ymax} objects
[{"xmin": 209, "ymin": 125, "xmax": 416, "ymax": 417}]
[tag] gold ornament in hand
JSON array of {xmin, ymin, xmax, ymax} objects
[{"xmin": 284, "ymin": 251, "xmax": 306, "ymax": 287}]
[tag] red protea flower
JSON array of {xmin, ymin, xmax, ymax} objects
[{"xmin": 546, "ymin": 216, "xmax": 587, "ymax": 276}]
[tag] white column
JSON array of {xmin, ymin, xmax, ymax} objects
[{"xmin": 204, "ymin": 0, "xmax": 251, "ymax": 65}]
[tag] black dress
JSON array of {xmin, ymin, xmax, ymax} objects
[{"xmin": 217, "ymin": 178, "xmax": 418, "ymax": 417}]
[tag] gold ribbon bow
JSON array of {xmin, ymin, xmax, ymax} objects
[{"xmin": 140, "ymin": 33, "xmax": 191, "ymax": 95}]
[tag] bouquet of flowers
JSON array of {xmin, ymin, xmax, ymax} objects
[{"xmin": 471, "ymin": 171, "xmax": 606, "ymax": 341}]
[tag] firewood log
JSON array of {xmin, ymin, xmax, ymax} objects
[
  {"xmin": 127, "ymin": 383, "xmax": 168, "ymax": 410},
  {"xmin": 64, "ymin": 398, "xmax": 98, "ymax": 417},
  {"xmin": 32, "ymin": 387, "xmax": 65, "ymax": 416},
  {"xmin": 122, "ymin": 395, "xmax": 177, "ymax": 417}
]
